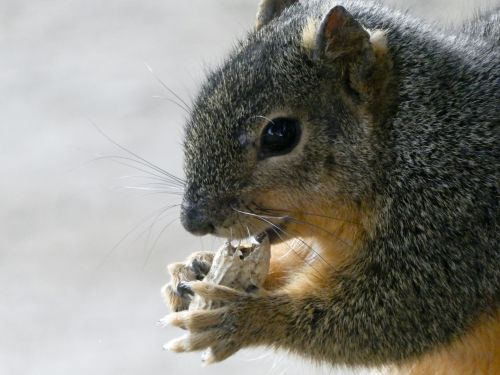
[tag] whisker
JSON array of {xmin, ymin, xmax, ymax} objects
[
  {"xmin": 96, "ymin": 203, "xmax": 181, "ymax": 270},
  {"xmin": 264, "ymin": 225, "xmax": 325, "ymax": 280},
  {"xmin": 234, "ymin": 208, "xmax": 327, "ymax": 278},
  {"xmin": 110, "ymin": 156, "xmax": 185, "ymax": 186},
  {"xmin": 151, "ymin": 95, "xmax": 191, "ymax": 115},
  {"xmin": 135, "ymin": 191, "xmax": 184, "ymax": 198},
  {"xmin": 117, "ymin": 177, "xmax": 185, "ymax": 193},
  {"xmin": 283, "ymin": 217, "xmax": 353, "ymax": 248},
  {"xmin": 117, "ymin": 174, "xmax": 181, "ymax": 183},
  {"xmin": 245, "ymin": 221, "xmax": 316, "ymax": 276},
  {"xmin": 145, "ymin": 63, "xmax": 192, "ymax": 113},
  {"xmin": 278, "ymin": 237, "xmax": 304, "ymax": 260},
  {"xmin": 251, "ymin": 206, "xmax": 354, "ymax": 248},
  {"xmin": 135, "ymin": 182, "xmax": 184, "ymax": 190},
  {"xmin": 107, "ymin": 155, "xmax": 185, "ymax": 187},
  {"xmin": 88, "ymin": 119, "xmax": 186, "ymax": 186},
  {"xmin": 143, "ymin": 217, "xmax": 179, "ymax": 269},
  {"xmin": 141, "ymin": 203, "xmax": 177, "ymax": 255},
  {"xmin": 120, "ymin": 186, "xmax": 183, "ymax": 194},
  {"xmin": 236, "ymin": 215, "xmax": 246, "ymax": 242},
  {"xmin": 95, "ymin": 156, "xmax": 175, "ymax": 183},
  {"xmin": 251, "ymin": 211, "xmax": 335, "ymax": 271},
  {"xmin": 256, "ymin": 206, "xmax": 360, "ymax": 226}
]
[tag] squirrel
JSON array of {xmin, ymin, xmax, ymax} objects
[{"xmin": 162, "ymin": 1, "xmax": 499, "ymax": 374}]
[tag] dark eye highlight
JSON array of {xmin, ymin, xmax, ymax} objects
[{"xmin": 259, "ymin": 117, "xmax": 301, "ymax": 158}]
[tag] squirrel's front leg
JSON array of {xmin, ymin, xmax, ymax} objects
[
  {"xmin": 163, "ymin": 241, "xmax": 310, "ymax": 311},
  {"xmin": 161, "ymin": 281, "xmax": 292, "ymax": 364},
  {"xmin": 161, "ymin": 251, "xmax": 324, "ymax": 364},
  {"xmin": 163, "ymin": 249, "xmax": 485, "ymax": 367},
  {"xmin": 161, "ymin": 243, "xmax": 318, "ymax": 363}
]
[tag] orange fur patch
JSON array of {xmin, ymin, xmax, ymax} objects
[
  {"xmin": 258, "ymin": 194, "xmax": 499, "ymax": 375},
  {"xmin": 255, "ymin": 191, "xmax": 372, "ymax": 295},
  {"xmin": 391, "ymin": 311, "xmax": 500, "ymax": 375},
  {"xmin": 263, "ymin": 240, "xmax": 312, "ymax": 290}
]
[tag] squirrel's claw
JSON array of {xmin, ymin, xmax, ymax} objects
[
  {"xmin": 162, "ymin": 251, "xmax": 215, "ymax": 313},
  {"xmin": 162, "ymin": 285, "xmax": 271, "ymax": 363},
  {"xmin": 201, "ymin": 343, "xmax": 240, "ymax": 366},
  {"xmin": 176, "ymin": 281, "xmax": 195, "ymax": 298},
  {"xmin": 163, "ymin": 328, "xmax": 240, "ymax": 365},
  {"xmin": 162, "ymin": 307, "xmax": 226, "ymax": 332},
  {"xmin": 162, "ymin": 305, "xmax": 242, "ymax": 362},
  {"xmin": 164, "ymin": 331, "xmax": 219, "ymax": 353}
]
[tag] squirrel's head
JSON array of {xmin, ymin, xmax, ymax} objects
[{"xmin": 181, "ymin": 2, "xmax": 392, "ymax": 240}]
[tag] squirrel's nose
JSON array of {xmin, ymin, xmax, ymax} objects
[{"xmin": 180, "ymin": 201, "xmax": 215, "ymax": 236}]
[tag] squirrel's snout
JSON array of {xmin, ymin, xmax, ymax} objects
[{"xmin": 180, "ymin": 201, "xmax": 215, "ymax": 236}]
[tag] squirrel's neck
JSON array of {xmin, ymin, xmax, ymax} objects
[{"xmin": 285, "ymin": 200, "xmax": 375, "ymax": 269}]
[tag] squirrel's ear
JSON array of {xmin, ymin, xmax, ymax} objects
[
  {"xmin": 310, "ymin": 6, "xmax": 391, "ymax": 101},
  {"xmin": 256, "ymin": 0, "xmax": 298, "ymax": 30},
  {"xmin": 313, "ymin": 6, "xmax": 372, "ymax": 62}
]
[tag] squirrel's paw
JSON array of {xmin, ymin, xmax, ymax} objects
[
  {"xmin": 161, "ymin": 281, "xmax": 268, "ymax": 364},
  {"xmin": 162, "ymin": 252, "xmax": 214, "ymax": 312}
]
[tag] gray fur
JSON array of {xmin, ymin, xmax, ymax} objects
[
  {"xmin": 256, "ymin": 0, "xmax": 299, "ymax": 29},
  {"xmin": 460, "ymin": 6, "xmax": 500, "ymax": 45},
  {"xmin": 181, "ymin": 0, "xmax": 499, "ymax": 366}
]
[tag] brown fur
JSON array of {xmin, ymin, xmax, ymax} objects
[{"xmin": 395, "ymin": 312, "xmax": 500, "ymax": 375}]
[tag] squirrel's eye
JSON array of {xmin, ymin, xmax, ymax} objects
[{"xmin": 260, "ymin": 117, "xmax": 301, "ymax": 157}]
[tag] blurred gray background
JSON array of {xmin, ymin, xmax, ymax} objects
[{"xmin": 0, "ymin": 0, "xmax": 496, "ymax": 374}]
